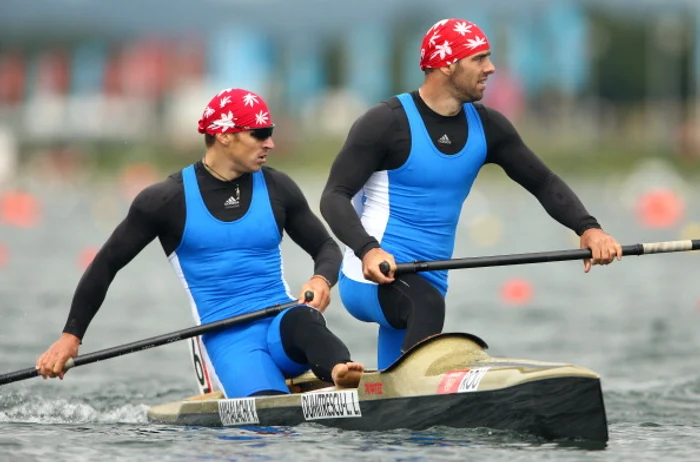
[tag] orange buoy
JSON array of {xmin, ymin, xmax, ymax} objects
[
  {"xmin": 635, "ymin": 188, "xmax": 684, "ymax": 229},
  {"xmin": 500, "ymin": 278, "xmax": 534, "ymax": 306},
  {"xmin": 0, "ymin": 190, "xmax": 42, "ymax": 228}
]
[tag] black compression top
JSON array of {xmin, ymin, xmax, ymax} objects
[
  {"xmin": 320, "ymin": 90, "xmax": 601, "ymax": 258},
  {"xmin": 64, "ymin": 162, "xmax": 341, "ymax": 340}
]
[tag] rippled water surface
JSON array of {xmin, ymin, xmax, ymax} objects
[{"xmin": 1, "ymin": 171, "xmax": 699, "ymax": 461}]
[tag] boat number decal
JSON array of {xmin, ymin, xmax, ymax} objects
[
  {"xmin": 189, "ymin": 337, "xmax": 211, "ymax": 394},
  {"xmin": 437, "ymin": 370, "xmax": 469, "ymax": 394},
  {"xmin": 437, "ymin": 368, "xmax": 490, "ymax": 394},
  {"xmin": 218, "ymin": 398, "xmax": 260, "ymax": 426},
  {"xmin": 301, "ymin": 390, "xmax": 362, "ymax": 420},
  {"xmin": 457, "ymin": 367, "xmax": 490, "ymax": 393},
  {"xmin": 364, "ymin": 382, "xmax": 383, "ymax": 395}
]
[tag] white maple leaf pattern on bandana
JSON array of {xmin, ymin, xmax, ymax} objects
[
  {"xmin": 255, "ymin": 110, "xmax": 269, "ymax": 126},
  {"xmin": 242, "ymin": 93, "xmax": 259, "ymax": 107},
  {"xmin": 429, "ymin": 19, "xmax": 449, "ymax": 31},
  {"xmin": 427, "ymin": 31, "xmax": 441, "ymax": 47},
  {"xmin": 466, "ymin": 36, "xmax": 488, "ymax": 49},
  {"xmin": 208, "ymin": 111, "xmax": 236, "ymax": 132},
  {"xmin": 202, "ymin": 106, "xmax": 215, "ymax": 118},
  {"xmin": 217, "ymin": 88, "xmax": 233, "ymax": 96},
  {"xmin": 454, "ymin": 22, "xmax": 473, "ymax": 36},
  {"xmin": 219, "ymin": 95, "xmax": 232, "ymax": 108},
  {"xmin": 430, "ymin": 40, "xmax": 453, "ymax": 60}
]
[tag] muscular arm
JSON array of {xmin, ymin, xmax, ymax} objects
[
  {"xmin": 269, "ymin": 169, "xmax": 342, "ymax": 286},
  {"xmin": 320, "ymin": 103, "xmax": 397, "ymax": 259},
  {"xmin": 62, "ymin": 183, "xmax": 168, "ymax": 339},
  {"xmin": 482, "ymin": 107, "xmax": 601, "ymax": 235}
]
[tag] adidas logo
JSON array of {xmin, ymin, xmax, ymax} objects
[
  {"xmin": 224, "ymin": 196, "xmax": 239, "ymax": 208},
  {"xmin": 437, "ymin": 134, "xmax": 451, "ymax": 145}
]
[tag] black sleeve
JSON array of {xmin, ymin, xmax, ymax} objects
[
  {"xmin": 482, "ymin": 107, "xmax": 601, "ymax": 236},
  {"xmin": 269, "ymin": 169, "xmax": 342, "ymax": 286},
  {"xmin": 320, "ymin": 102, "xmax": 396, "ymax": 258},
  {"xmin": 62, "ymin": 182, "xmax": 169, "ymax": 340}
]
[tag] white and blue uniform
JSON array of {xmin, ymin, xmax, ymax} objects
[
  {"xmin": 169, "ymin": 165, "xmax": 308, "ymax": 397},
  {"xmin": 338, "ymin": 93, "xmax": 487, "ymax": 369}
]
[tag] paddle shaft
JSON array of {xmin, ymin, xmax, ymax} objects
[
  {"xmin": 379, "ymin": 239, "xmax": 700, "ymax": 275},
  {"xmin": 0, "ymin": 292, "xmax": 313, "ymax": 386}
]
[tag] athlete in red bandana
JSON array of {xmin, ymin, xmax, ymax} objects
[
  {"xmin": 197, "ymin": 88, "xmax": 274, "ymax": 136},
  {"xmin": 36, "ymin": 88, "xmax": 365, "ymax": 397},
  {"xmin": 419, "ymin": 19, "xmax": 491, "ymax": 71},
  {"xmin": 321, "ymin": 18, "xmax": 623, "ymax": 369}
]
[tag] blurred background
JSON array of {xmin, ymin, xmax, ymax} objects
[
  {"xmin": 1, "ymin": 0, "xmax": 699, "ymax": 368},
  {"xmin": 0, "ymin": 0, "xmax": 699, "ymax": 177}
]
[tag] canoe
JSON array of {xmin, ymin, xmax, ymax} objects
[{"xmin": 147, "ymin": 333, "xmax": 608, "ymax": 442}]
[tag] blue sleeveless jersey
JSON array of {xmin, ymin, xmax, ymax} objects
[
  {"xmin": 341, "ymin": 93, "xmax": 487, "ymax": 295},
  {"xmin": 169, "ymin": 165, "xmax": 293, "ymax": 325},
  {"xmin": 168, "ymin": 165, "xmax": 307, "ymax": 396}
]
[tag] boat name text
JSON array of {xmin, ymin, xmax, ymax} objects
[
  {"xmin": 301, "ymin": 390, "xmax": 362, "ymax": 420},
  {"xmin": 218, "ymin": 398, "xmax": 260, "ymax": 426}
]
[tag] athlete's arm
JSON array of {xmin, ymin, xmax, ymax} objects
[
  {"xmin": 481, "ymin": 107, "xmax": 601, "ymax": 235},
  {"xmin": 268, "ymin": 169, "xmax": 342, "ymax": 286},
  {"xmin": 62, "ymin": 182, "xmax": 173, "ymax": 340},
  {"xmin": 320, "ymin": 103, "xmax": 397, "ymax": 259}
]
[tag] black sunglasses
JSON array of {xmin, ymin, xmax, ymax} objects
[{"xmin": 235, "ymin": 124, "xmax": 275, "ymax": 140}]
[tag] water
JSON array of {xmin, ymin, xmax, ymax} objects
[{"xmin": 1, "ymin": 169, "xmax": 699, "ymax": 461}]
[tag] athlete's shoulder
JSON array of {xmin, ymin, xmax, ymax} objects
[
  {"xmin": 472, "ymin": 103, "xmax": 511, "ymax": 125},
  {"xmin": 131, "ymin": 170, "xmax": 184, "ymax": 214},
  {"xmin": 380, "ymin": 94, "xmax": 405, "ymax": 111},
  {"xmin": 262, "ymin": 166, "xmax": 300, "ymax": 189},
  {"xmin": 342, "ymin": 95, "xmax": 405, "ymax": 145},
  {"xmin": 356, "ymin": 95, "xmax": 405, "ymax": 125},
  {"xmin": 262, "ymin": 165, "xmax": 291, "ymax": 180},
  {"xmin": 261, "ymin": 166, "xmax": 307, "ymax": 206}
]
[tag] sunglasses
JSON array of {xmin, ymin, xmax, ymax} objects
[{"xmin": 234, "ymin": 124, "xmax": 275, "ymax": 140}]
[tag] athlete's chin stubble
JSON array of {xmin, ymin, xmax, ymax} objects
[
  {"xmin": 448, "ymin": 76, "xmax": 481, "ymax": 104},
  {"xmin": 457, "ymin": 90, "xmax": 481, "ymax": 104}
]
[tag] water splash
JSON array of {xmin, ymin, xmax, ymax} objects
[{"xmin": 0, "ymin": 391, "xmax": 148, "ymax": 424}]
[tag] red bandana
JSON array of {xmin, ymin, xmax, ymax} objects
[
  {"xmin": 419, "ymin": 19, "xmax": 491, "ymax": 71},
  {"xmin": 197, "ymin": 88, "xmax": 273, "ymax": 135}
]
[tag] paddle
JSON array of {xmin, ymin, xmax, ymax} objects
[
  {"xmin": 379, "ymin": 239, "xmax": 700, "ymax": 275},
  {"xmin": 0, "ymin": 292, "xmax": 313, "ymax": 386}
]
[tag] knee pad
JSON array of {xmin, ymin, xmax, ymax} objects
[
  {"xmin": 280, "ymin": 305, "xmax": 326, "ymax": 331},
  {"xmin": 421, "ymin": 287, "xmax": 446, "ymax": 318}
]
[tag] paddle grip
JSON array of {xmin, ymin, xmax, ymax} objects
[{"xmin": 379, "ymin": 261, "xmax": 390, "ymax": 276}]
